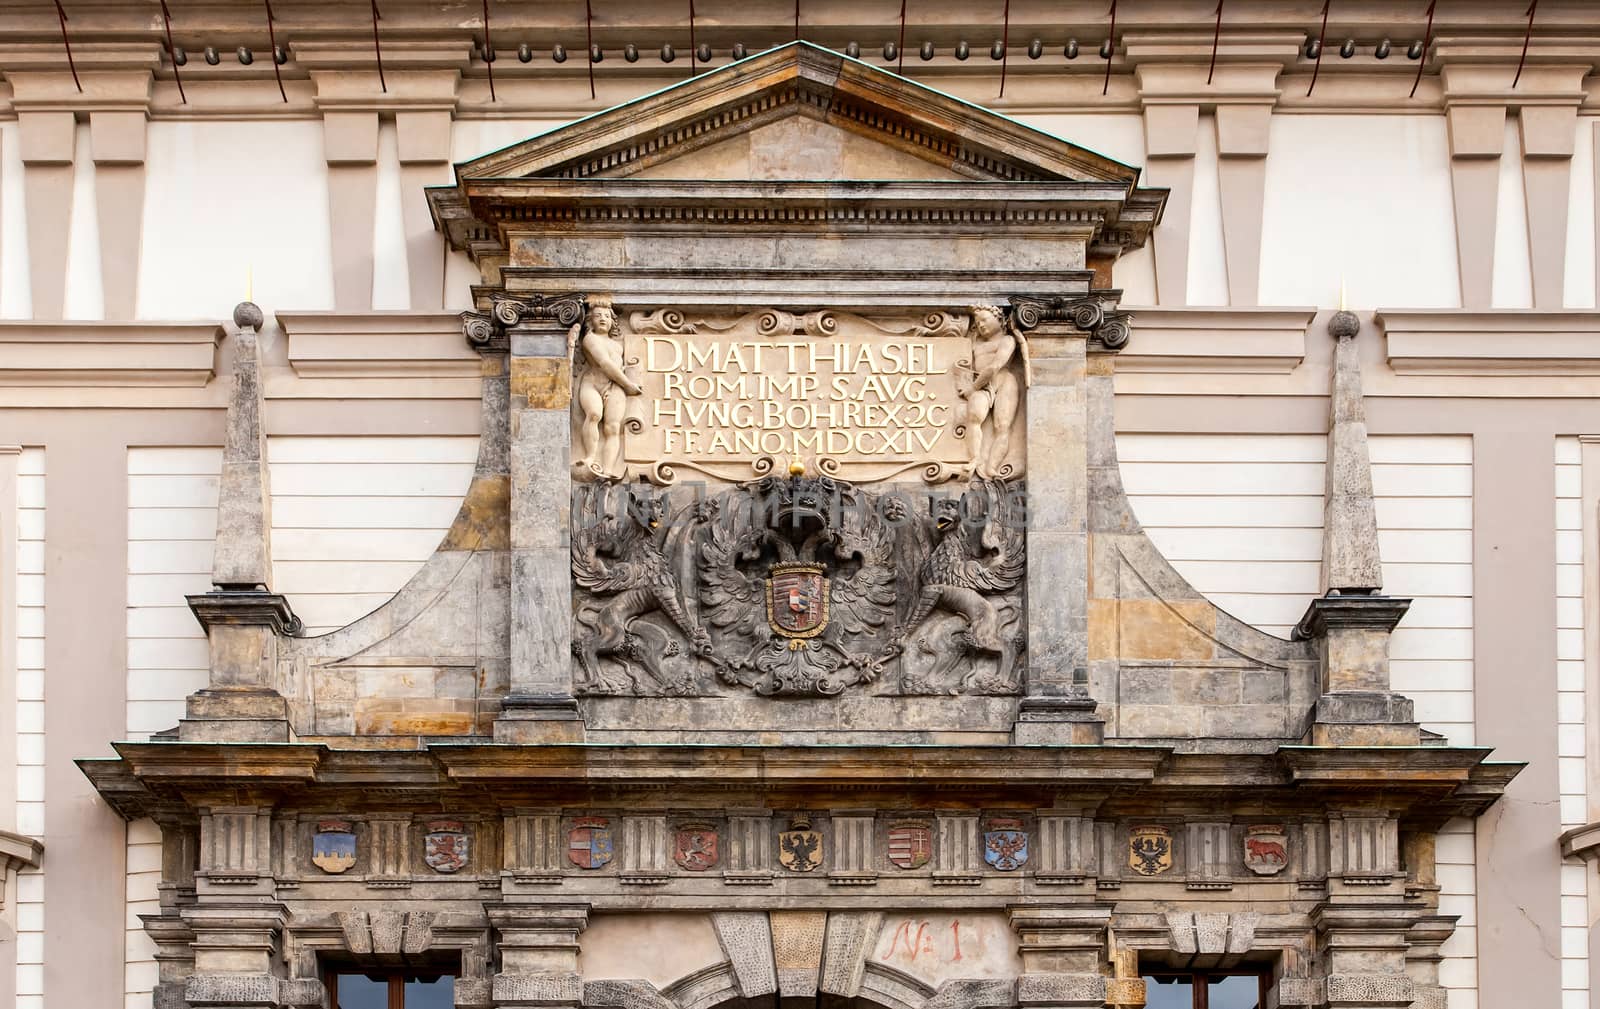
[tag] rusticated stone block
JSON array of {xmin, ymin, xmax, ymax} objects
[
  {"xmin": 1105, "ymin": 977, "xmax": 1145, "ymax": 1007},
  {"xmin": 582, "ymin": 979, "xmax": 678, "ymax": 1009},
  {"xmin": 925, "ymin": 979, "xmax": 1017, "ymax": 1009},
  {"xmin": 369, "ymin": 909, "xmax": 405, "ymax": 954},
  {"xmin": 455, "ymin": 976, "xmax": 493, "ymax": 1008},
  {"xmin": 711, "ymin": 911, "xmax": 777, "ymax": 998},
  {"xmin": 153, "ymin": 981, "xmax": 190, "ymax": 1009},
  {"xmin": 819, "ymin": 911, "xmax": 882, "ymax": 997},
  {"xmin": 1276, "ymin": 977, "xmax": 1324, "ymax": 1007},
  {"xmin": 278, "ymin": 978, "xmax": 326, "ymax": 1007},
  {"xmin": 185, "ymin": 974, "xmax": 279, "ymax": 1007},
  {"xmin": 337, "ymin": 910, "xmax": 372, "ymax": 953},
  {"xmin": 492, "ymin": 971, "xmax": 584, "ymax": 1005},
  {"xmin": 1016, "ymin": 972, "xmax": 1107, "ymax": 1007},
  {"xmin": 1325, "ymin": 972, "xmax": 1414, "ymax": 1007},
  {"xmin": 770, "ymin": 910, "xmax": 826, "ymax": 997},
  {"xmin": 403, "ymin": 911, "xmax": 436, "ymax": 953}
]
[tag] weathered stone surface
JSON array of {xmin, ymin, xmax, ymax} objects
[
  {"xmin": 925, "ymin": 978, "xmax": 1017, "ymax": 1009},
  {"xmin": 185, "ymin": 974, "xmax": 279, "ymax": 1007},
  {"xmin": 581, "ymin": 979, "xmax": 677, "ymax": 1009},
  {"xmin": 1325, "ymin": 972, "xmax": 1415, "ymax": 1006},
  {"xmin": 770, "ymin": 910, "xmax": 826, "ymax": 997},
  {"xmin": 492, "ymin": 972, "xmax": 584, "ymax": 1006},
  {"xmin": 710, "ymin": 912, "xmax": 776, "ymax": 998},
  {"xmin": 819, "ymin": 911, "xmax": 882, "ymax": 997},
  {"xmin": 1321, "ymin": 310, "xmax": 1384, "ymax": 594},
  {"xmin": 1015, "ymin": 972, "xmax": 1107, "ymax": 1007}
]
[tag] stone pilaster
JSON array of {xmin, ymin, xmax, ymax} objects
[
  {"xmin": 487, "ymin": 904, "xmax": 589, "ymax": 1008},
  {"xmin": 1015, "ymin": 318, "xmax": 1100, "ymax": 743},
  {"xmin": 1311, "ymin": 903, "xmax": 1421, "ymax": 1009},
  {"xmin": 180, "ymin": 903, "xmax": 291, "ymax": 1008},
  {"xmin": 1008, "ymin": 904, "xmax": 1114, "ymax": 1009},
  {"xmin": 493, "ymin": 295, "xmax": 586, "ymax": 741},
  {"xmin": 1296, "ymin": 310, "xmax": 1419, "ymax": 746}
]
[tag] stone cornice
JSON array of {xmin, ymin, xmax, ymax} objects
[
  {"xmin": 1375, "ymin": 309, "xmax": 1600, "ymax": 376},
  {"xmin": 1113, "ymin": 307, "xmax": 1315, "ymax": 374},
  {"xmin": 0, "ymin": 830, "xmax": 42, "ymax": 875},
  {"xmin": 0, "ymin": 320, "xmax": 223, "ymax": 388},
  {"xmin": 278, "ymin": 311, "xmax": 479, "ymax": 378},
  {"xmin": 81, "ymin": 740, "xmax": 1516, "ymax": 822}
]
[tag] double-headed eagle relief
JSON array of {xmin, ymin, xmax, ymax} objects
[{"xmin": 568, "ymin": 303, "xmax": 1035, "ymax": 698}]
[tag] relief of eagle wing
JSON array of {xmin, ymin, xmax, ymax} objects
[
  {"xmin": 828, "ymin": 516, "xmax": 897, "ymax": 635},
  {"xmin": 570, "ymin": 488, "xmax": 647, "ymax": 594},
  {"xmin": 696, "ymin": 510, "xmax": 767, "ymax": 638},
  {"xmin": 950, "ymin": 482, "xmax": 1025, "ymax": 594}
]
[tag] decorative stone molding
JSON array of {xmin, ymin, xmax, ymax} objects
[
  {"xmin": 0, "ymin": 321, "xmax": 224, "ymax": 387},
  {"xmin": 279, "ymin": 312, "xmax": 479, "ymax": 377},
  {"xmin": 1376, "ymin": 309, "xmax": 1600, "ymax": 375}
]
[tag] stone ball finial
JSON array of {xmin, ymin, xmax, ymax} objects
[
  {"xmin": 233, "ymin": 301, "xmax": 265, "ymax": 332},
  {"xmin": 1329, "ymin": 309, "xmax": 1360, "ymax": 340}
]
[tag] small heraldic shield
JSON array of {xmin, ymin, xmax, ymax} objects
[
  {"xmin": 887, "ymin": 822, "xmax": 932, "ymax": 870},
  {"xmin": 312, "ymin": 819, "xmax": 357, "ymax": 874},
  {"xmin": 424, "ymin": 820, "xmax": 469, "ymax": 874},
  {"xmin": 983, "ymin": 816, "xmax": 1028, "ymax": 871},
  {"xmin": 765, "ymin": 562, "xmax": 829, "ymax": 640},
  {"xmin": 1243, "ymin": 824, "xmax": 1290, "ymax": 876},
  {"xmin": 567, "ymin": 816, "xmax": 614, "ymax": 870},
  {"xmin": 1129, "ymin": 824, "xmax": 1173, "ymax": 876},
  {"xmin": 779, "ymin": 815, "xmax": 824, "ymax": 872},
  {"xmin": 673, "ymin": 823, "xmax": 719, "ymax": 872}
]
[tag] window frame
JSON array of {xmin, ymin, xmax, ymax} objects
[
  {"xmin": 324, "ymin": 969, "xmax": 455, "ymax": 1009},
  {"xmin": 1141, "ymin": 970, "xmax": 1272, "ymax": 1009}
]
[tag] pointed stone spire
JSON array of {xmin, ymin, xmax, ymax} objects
[
  {"xmin": 1296, "ymin": 309, "xmax": 1419, "ymax": 746},
  {"xmin": 1320, "ymin": 308, "xmax": 1383, "ymax": 594},
  {"xmin": 212, "ymin": 301, "xmax": 272, "ymax": 589},
  {"xmin": 181, "ymin": 303, "xmax": 298, "ymax": 742}
]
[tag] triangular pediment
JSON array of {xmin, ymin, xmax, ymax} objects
[{"xmin": 452, "ymin": 41, "xmax": 1139, "ymax": 185}]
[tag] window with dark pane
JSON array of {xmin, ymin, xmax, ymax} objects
[
  {"xmin": 1143, "ymin": 972, "xmax": 1267, "ymax": 1009},
  {"xmin": 328, "ymin": 970, "xmax": 455, "ymax": 1008}
]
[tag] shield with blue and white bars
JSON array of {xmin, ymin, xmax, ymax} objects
[
  {"xmin": 983, "ymin": 817, "xmax": 1028, "ymax": 871},
  {"xmin": 567, "ymin": 816, "xmax": 614, "ymax": 869}
]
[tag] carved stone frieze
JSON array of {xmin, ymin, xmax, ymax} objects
[
  {"xmin": 564, "ymin": 304, "xmax": 1035, "ymax": 487},
  {"xmin": 570, "ymin": 475, "xmax": 1025, "ymax": 698}
]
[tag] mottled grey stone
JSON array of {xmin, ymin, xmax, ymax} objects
[
  {"xmin": 1015, "ymin": 972, "xmax": 1106, "ymax": 1006},
  {"xmin": 1321, "ymin": 310, "xmax": 1384, "ymax": 594},
  {"xmin": 455, "ymin": 976, "xmax": 493, "ymax": 1008},
  {"xmin": 369, "ymin": 909, "xmax": 405, "ymax": 954},
  {"xmin": 402, "ymin": 911, "xmax": 435, "ymax": 953},
  {"xmin": 337, "ymin": 911, "xmax": 372, "ymax": 953},
  {"xmin": 582, "ymin": 979, "xmax": 677, "ymax": 1009},
  {"xmin": 819, "ymin": 911, "xmax": 882, "ymax": 997},
  {"xmin": 1325, "ymin": 972, "xmax": 1414, "ymax": 1006},
  {"xmin": 925, "ymin": 978, "xmax": 1017, "ymax": 1009},
  {"xmin": 1276, "ymin": 977, "xmax": 1324, "ymax": 1007},
  {"xmin": 492, "ymin": 972, "xmax": 584, "ymax": 1005},
  {"xmin": 277, "ymin": 978, "xmax": 325, "ymax": 1008},
  {"xmin": 185, "ymin": 974, "xmax": 278, "ymax": 1007},
  {"xmin": 711, "ymin": 911, "xmax": 776, "ymax": 998}
]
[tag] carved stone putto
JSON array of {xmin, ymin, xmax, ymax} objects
[{"xmin": 570, "ymin": 476, "xmax": 1026, "ymax": 698}]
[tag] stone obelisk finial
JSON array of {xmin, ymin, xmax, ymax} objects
[
  {"xmin": 212, "ymin": 301, "xmax": 272, "ymax": 589},
  {"xmin": 1295, "ymin": 305, "xmax": 1419, "ymax": 745},
  {"xmin": 182, "ymin": 301, "xmax": 299, "ymax": 742},
  {"xmin": 1320, "ymin": 307, "xmax": 1383, "ymax": 594}
]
